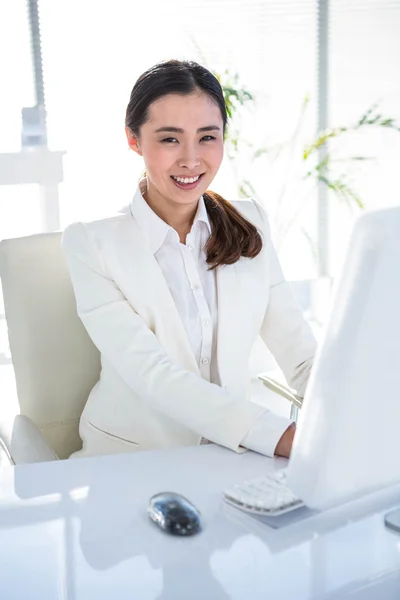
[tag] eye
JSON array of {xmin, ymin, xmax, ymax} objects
[
  {"xmin": 161, "ymin": 137, "xmax": 178, "ymax": 143},
  {"xmin": 201, "ymin": 135, "xmax": 216, "ymax": 142}
]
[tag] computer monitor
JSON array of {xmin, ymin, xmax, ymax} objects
[{"xmin": 286, "ymin": 207, "xmax": 400, "ymax": 511}]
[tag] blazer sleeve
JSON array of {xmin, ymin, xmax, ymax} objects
[
  {"xmin": 61, "ymin": 221, "xmax": 266, "ymax": 452},
  {"xmin": 253, "ymin": 202, "xmax": 317, "ymax": 397}
]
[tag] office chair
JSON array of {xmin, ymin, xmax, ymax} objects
[{"xmin": 0, "ymin": 232, "xmax": 101, "ymax": 463}]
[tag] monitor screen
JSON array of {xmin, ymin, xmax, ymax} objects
[{"xmin": 287, "ymin": 208, "xmax": 400, "ymax": 510}]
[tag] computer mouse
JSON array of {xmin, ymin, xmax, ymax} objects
[{"xmin": 148, "ymin": 492, "xmax": 202, "ymax": 536}]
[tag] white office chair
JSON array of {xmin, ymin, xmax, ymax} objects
[{"xmin": 0, "ymin": 232, "xmax": 101, "ymax": 464}]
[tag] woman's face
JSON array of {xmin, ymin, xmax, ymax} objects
[{"xmin": 126, "ymin": 92, "xmax": 224, "ymax": 206}]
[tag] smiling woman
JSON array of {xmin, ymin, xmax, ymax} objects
[
  {"xmin": 61, "ymin": 59, "xmax": 317, "ymax": 461},
  {"xmin": 124, "ymin": 60, "xmax": 263, "ymax": 265}
]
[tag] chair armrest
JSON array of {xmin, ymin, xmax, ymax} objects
[
  {"xmin": 0, "ymin": 414, "xmax": 58, "ymax": 465},
  {"xmin": 258, "ymin": 374, "xmax": 303, "ymax": 409},
  {"xmin": 0, "ymin": 441, "xmax": 14, "ymax": 466}
]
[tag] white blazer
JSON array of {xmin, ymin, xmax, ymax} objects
[{"xmin": 61, "ymin": 192, "xmax": 316, "ymax": 457}]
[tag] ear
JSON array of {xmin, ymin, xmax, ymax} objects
[{"xmin": 125, "ymin": 127, "xmax": 142, "ymax": 156}]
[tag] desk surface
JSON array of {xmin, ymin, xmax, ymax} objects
[{"xmin": 0, "ymin": 445, "xmax": 400, "ymax": 600}]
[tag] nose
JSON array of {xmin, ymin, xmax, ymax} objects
[{"xmin": 177, "ymin": 143, "xmax": 201, "ymax": 171}]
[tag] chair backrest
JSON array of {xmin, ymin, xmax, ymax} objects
[{"xmin": 0, "ymin": 232, "xmax": 101, "ymax": 458}]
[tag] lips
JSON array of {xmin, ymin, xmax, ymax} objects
[{"xmin": 170, "ymin": 173, "xmax": 205, "ymax": 190}]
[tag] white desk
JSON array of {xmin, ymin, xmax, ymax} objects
[{"xmin": 0, "ymin": 445, "xmax": 400, "ymax": 599}]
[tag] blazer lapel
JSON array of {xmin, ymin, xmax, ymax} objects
[{"xmin": 107, "ymin": 215, "xmax": 200, "ymax": 377}]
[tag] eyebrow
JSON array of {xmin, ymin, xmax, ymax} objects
[{"xmin": 154, "ymin": 125, "xmax": 221, "ymax": 133}]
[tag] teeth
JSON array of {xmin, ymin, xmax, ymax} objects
[{"xmin": 173, "ymin": 175, "xmax": 200, "ymax": 184}]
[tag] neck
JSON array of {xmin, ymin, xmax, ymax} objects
[{"xmin": 143, "ymin": 181, "xmax": 199, "ymax": 243}]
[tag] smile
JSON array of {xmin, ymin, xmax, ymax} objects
[
  {"xmin": 171, "ymin": 173, "xmax": 204, "ymax": 190},
  {"xmin": 172, "ymin": 175, "xmax": 202, "ymax": 184}
]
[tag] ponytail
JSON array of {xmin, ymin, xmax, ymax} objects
[{"xmin": 203, "ymin": 190, "xmax": 263, "ymax": 270}]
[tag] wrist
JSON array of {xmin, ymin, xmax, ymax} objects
[{"xmin": 274, "ymin": 422, "xmax": 296, "ymax": 458}]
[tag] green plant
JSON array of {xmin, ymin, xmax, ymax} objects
[
  {"xmin": 215, "ymin": 69, "xmax": 254, "ymax": 121},
  {"xmin": 216, "ymin": 68, "xmax": 400, "ymax": 250},
  {"xmin": 303, "ymin": 104, "xmax": 400, "ymax": 210}
]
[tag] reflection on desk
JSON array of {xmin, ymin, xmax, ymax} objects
[{"xmin": 0, "ymin": 444, "xmax": 400, "ymax": 599}]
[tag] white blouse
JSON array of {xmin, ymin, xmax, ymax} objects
[{"xmin": 133, "ymin": 180, "xmax": 220, "ymax": 386}]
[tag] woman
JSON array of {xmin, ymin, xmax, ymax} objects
[{"xmin": 62, "ymin": 59, "xmax": 317, "ymax": 459}]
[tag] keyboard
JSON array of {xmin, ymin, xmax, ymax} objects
[{"xmin": 224, "ymin": 470, "xmax": 304, "ymax": 517}]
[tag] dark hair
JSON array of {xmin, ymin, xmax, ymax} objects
[{"xmin": 125, "ymin": 59, "xmax": 262, "ymax": 269}]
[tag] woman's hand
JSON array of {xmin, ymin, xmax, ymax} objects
[{"xmin": 274, "ymin": 423, "xmax": 296, "ymax": 458}]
